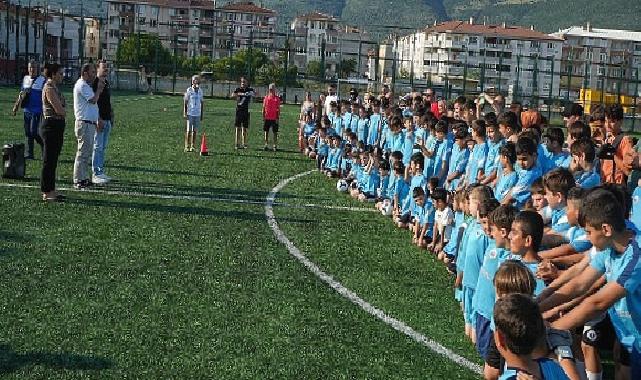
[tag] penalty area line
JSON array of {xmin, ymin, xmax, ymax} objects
[{"xmin": 265, "ymin": 170, "xmax": 483, "ymax": 376}]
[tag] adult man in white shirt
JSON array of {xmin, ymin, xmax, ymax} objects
[
  {"xmin": 324, "ymin": 83, "xmax": 339, "ymax": 117},
  {"xmin": 73, "ymin": 63, "xmax": 104, "ymax": 189},
  {"xmin": 183, "ymin": 75, "xmax": 204, "ymax": 152}
]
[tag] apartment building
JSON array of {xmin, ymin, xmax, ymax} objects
[{"xmin": 104, "ymin": 0, "xmax": 276, "ymax": 61}]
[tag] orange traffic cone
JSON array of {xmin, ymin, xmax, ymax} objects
[{"xmin": 200, "ymin": 133, "xmax": 209, "ymax": 156}]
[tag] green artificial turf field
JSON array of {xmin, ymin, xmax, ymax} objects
[{"xmin": 0, "ymin": 86, "xmax": 481, "ymax": 379}]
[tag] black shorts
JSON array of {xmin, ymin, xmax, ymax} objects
[
  {"xmin": 264, "ymin": 120, "xmax": 279, "ymax": 133},
  {"xmin": 235, "ymin": 110, "xmax": 250, "ymax": 129},
  {"xmin": 485, "ymin": 334, "xmax": 503, "ymax": 370}
]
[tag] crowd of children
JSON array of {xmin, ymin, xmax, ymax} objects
[{"xmin": 298, "ymin": 93, "xmax": 641, "ymax": 380}]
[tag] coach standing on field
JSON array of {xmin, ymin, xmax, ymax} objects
[
  {"xmin": 73, "ymin": 63, "xmax": 104, "ymax": 189},
  {"xmin": 262, "ymin": 83, "xmax": 281, "ymax": 152},
  {"xmin": 92, "ymin": 60, "xmax": 114, "ymax": 184},
  {"xmin": 232, "ymin": 77, "xmax": 254, "ymax": 150}
]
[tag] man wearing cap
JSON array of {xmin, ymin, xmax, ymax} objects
[
  {"xmin": 263, "ymin": 83, "xmax": 281, "ymax": 152},
  {"xmin": 562, "ymin": 103, "xmax": 584, "ymax": 128},
  {"xmin": 183, "ymin": 75, "xmax": 204, "ymax": 152}
]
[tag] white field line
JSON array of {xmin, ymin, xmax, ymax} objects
[
  {"xmin": 265, "ymin": 170, "xmax": 483, "ymax": 375},
  {"xmin": 0, "ymin": 182, "xmax": 375, "ymax": 213}
]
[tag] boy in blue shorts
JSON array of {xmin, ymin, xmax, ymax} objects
[
  {"xmin": 445, "ymin": 128, "xmax": 470, "ymax": 191},
  {"xmin": 543, "ymin": 168, "xmax": 575, "ymax": 233},
  {"xmin": 324, "ymin": 136, "xmax": 343, "ymax": 178},
  {"xmin": 355, "ymin": 105, "xmax": 370, "ymax": 144},
  {"xmin": 375, "ymin": 160, "xmax": 391, "ymax": 204},
  {"xmin": 315, "ymin": 128, "xmax": 330, "ymax": 171},
  {"xmin": 473, "ymin": 204, "xmax": 519, "ymax": 361},
  {"xmin": 466, "ymin": 120, "xmax": 488, "ymax": 186},
  {"xmin": 542, "ymin": 189, "xmax": 641, "ymax": 379},
  {"xmin": 501, "ymin": 136, "xmax": 542, "ymax": 208},
  {"xmin": 401, "ymin": 115, "xmax": 416, "ymax": 167},
  {"xmin": 570, "ymin": 138, "xmax": 600, "ymax": 189},
  {"xmin": 495, "ymin": 294, "xmax": 569, "ymax": 380},
  {"xmin": 397, "ymin": 153, "xmax": 426, "ymax": 228},
  {"xmin": 423, "ymin": 120, "xmax": 451, "ymax": 184},
  {"xmin": 410, "ymin": 187, "xmax": 434, "ymax": 248},
  {"xmin": 392, "ymin": 162, "xmax": 409, "ymax": 220},
  {"xmin": 368, "ymin": 100, "xmax": 383, "ymax": 146}
]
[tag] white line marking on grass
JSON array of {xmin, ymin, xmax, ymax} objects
[
  {"xmin": 0, "ymin": 182, "xmax": 375, "ymax": 213},
  {"xmin": 265, "ymin": 170, "xmax": 483, "ymax": 375}
]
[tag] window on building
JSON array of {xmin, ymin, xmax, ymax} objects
[
  {"xmin": 469, "ymin": 36, "xmax": 478, "ymax": 44},
  {"xmin": 547, "ymin": 43, "xmax": 554, "ymax": 49},
  {"xmin": 531, "ymin": 41, "xmax": 540, "ymax": 48},
  {"xmin": 137, "ymin": 5, "xmax": 146, "ymax": 15},
  {"xmin": 599, "ymin": 53, "xmax": 607, "ymax": 62}
]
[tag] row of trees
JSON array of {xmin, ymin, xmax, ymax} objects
[{"xmin": 116, "ymin": 34, "xmax": 359, "ymax": 85}]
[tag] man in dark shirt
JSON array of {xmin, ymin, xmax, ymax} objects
[
  {"xmin": 232, "ymin": 76, "xmax": 255, "ymax": 150},
  {"xmin": 91, "ymin": 60, "xmax": 114, "ymax": 183}
]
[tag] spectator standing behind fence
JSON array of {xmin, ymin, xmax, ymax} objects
[
  {"xmin": 232, "ymin": 77, "xmax": 254, "ymax": 150},
  {"xmin": 12, "ymin": 60, "xmax": 45, "ymax": 159},
  {"xmin": 40, "ymin": 63, "xmax": 66, "ymax": 202},
  {"xmin": 263, "ymin": 83, "xmax": 281, "ymax": 152},
  {"xmin": 92, "ymin": 60, "xmax": 114, "ymax": 184},
  {"xmin": 183, "ymin": 75, "xmax": 204, "ymax": 152},
  {"xmin": 73, "ymin": 63, "xmax": 104, "ymax": 190}
]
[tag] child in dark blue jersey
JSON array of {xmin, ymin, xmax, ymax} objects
[{"xmin": 501, "ymin": 136, "xmax": 542, "ymax": 208}]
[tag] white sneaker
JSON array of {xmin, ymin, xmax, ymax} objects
[
  {"xmin": 92, "ymin": 175, "xmax": 110, "ymax": 185},
  {"xmin": 100, "ymin": 173, "xmax": 113, "ymax": 181}
]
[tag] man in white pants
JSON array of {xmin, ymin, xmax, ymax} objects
[
  {"xmin": 183, "ymin": 75, "xmax": 204, "ymax": 152},
  {"xmin": 73, "ymin": 63, "xmax": 104, "ymax": 189}
]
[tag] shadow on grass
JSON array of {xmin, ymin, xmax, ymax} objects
[
  {"xmin": 212, "ymin": 151, "xmax": 307, "ymax": 162},
  {"xmin": 68, "ymin": 198, "xmax": 313, "ymax": 224},
  {"xmin": 0, "ymin": 230, "xmax": 30, "ymax": 256},
  {"xmin": 0, "ymin": 344, "xmax": 113, "ymax": 374},
  {"xmin": 105, "ymin": 164, "xmax": 219, "ymax": 178}
]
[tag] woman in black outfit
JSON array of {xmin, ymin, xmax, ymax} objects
[{"xmin": 40, "ymin": 63, "xmax": 66, "ymax": 202}]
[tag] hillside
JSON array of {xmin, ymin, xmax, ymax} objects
[{"xmin": 59, "ymin": 0, "xmax": 641, "ymax": 38}]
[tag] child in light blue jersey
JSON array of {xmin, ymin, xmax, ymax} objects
[
  {"xmin": 388, "ymin": 118, "xmax": 406, "ymax": 154},
  {"xmin": 543, "ymin": 127, "xmax": 570, "ymax": 173},
  {"xmin": 504, "ymin": 211, "xmax": 547, "ymax": 296},
  {"xmin": 367, "ymin": 99, "xmax": 383, "ymax": 146},
  {"xmin": 376, "ymin": 160, "xmax": 391, "ymax": 202},
  {"xmin": 355, "ymin": 105, "xmax": 370, "ymax": 144},
  {"xmin": 473, "ymin": 204, "xmax": 518, "ymax": 361},
  {"xmin": 358, "ymin": 152, "xmax": 381, "ymax": 202},
  {"xmin": 348, "ymin": 102, "xmax": 359, "ymax": 131},
  {"xmin": 446, "ymin": 128, "xmax": 470, "ymax": 191},
  {"xmin": 542, "ymin": 168, "xmax": 576, "ymax": 239},
  {"xmin": 462, "ymin": 195, "xmax": 498, "ymax": 343},
  {"xmin": 401, "ymin": 116, "xmax": 416, "ymax": 166},
  {"xmin": 539, "ymin": 187, "xmax": 592, "ymax": 269},
  {"xmin": 301, "ymin": 113, "xmax": 316, "ymax": 153},
  {"xmin": 397, "ymin": 153, "xmax": 426, "ymax": 228},
  {"xmin": 466, "ymin": 120, "xmax": 488, "ymax": 186},
  {"xmin": 331, "ymin": 101, "xmax": 343, "ymax": 136},
  {"xmin": 502, "ymin": 136, "xmax": 542, "ymax": 208},
  {"xmin": 494, "ymin": 142, "xmax": 518, "ymax": 204},
  {"xmin": 339, "ymin": 144, "xmax": 353, "ymax": 178},
  {"xmin": 442, "ymin": 189, "xmax": 467, "ymax": 265},
  {"xmin": 541, "ymin": 189, "xmax": 641, "ymax": 379},
  {"xmin": 480, "ymin": 120, "xmax": 505, "ymax": 186},
  {"xmin": 391, "ymin": 162, "xmax": 409, "ymax": 219},
  {"xmin": 340, "ymin": 100, "xmax": 353, "ymax": 134},
  {"xmin": 569, "ymin": 138, "xmax": 600, "ymax": 189},
  {"xmin": 632, "ymin": 181, "xmax": 641, "ymax": 232},
  {"xmin": 315, "ymin": 128, "xmax": 330, "ymax": 171},
  {"xmin": 409, "ymin": 187, "xmax": 435, "ymax": 249},
  {"xmin": 456, "ymin": 185, "xmax": 495, "ymax": 341},
  {"xmin": 324, "ymin": 136, "xmax": 343, "ymax": 178},
  {"xmin": 494, "ymin": 294, "xmax": 569, "ymax": 380},
  {"xmin": 421, "ymin": 118, "xmax": 438, "ymax": 176}
]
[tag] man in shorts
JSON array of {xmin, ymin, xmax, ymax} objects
[
  {"xmin": 262, "ymin": 83, "xmax": 281, "ymax": 152},
  {"xmin": 183, "ymin": 75, "xmax": 203, "ymax": 152},
  {"xmin": 233, "ymin": 77, "xmax": 255, "ymax": 150}
]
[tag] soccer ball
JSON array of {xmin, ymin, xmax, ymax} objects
[
  {"xmin": 337, "ymin": 179, "xmax": 349, "ymax": 192},
  {"xmin": 381, "ymin": 200, "xmax": 393, "ymax": 216}
]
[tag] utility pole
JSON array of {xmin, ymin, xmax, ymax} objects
[
  {"xmin": 79, "ymin": 0, "xmax": 84, "ymax": 65},
  {"xmin": 42, "ymin": 0, "xmax": 47, "ymax": 61},
  {"xmin": 320, "ymin": 37, "xmax": 326, "ymax": 81},
  {"xmin": 25, "ymin": 0, "xmax": 30, "ymax": 61},
  {"xmin": 283, "ymin": 29, "xmax": 290, "ymax": 102},
  {"xmin": 15, "ymin": 1, "xmax": 20, "ymax": 80}
]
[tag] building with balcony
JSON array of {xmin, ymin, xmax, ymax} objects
[
  {"xmin": 552, "ymin": 24, "xmax": 641, "ymax": 100},
  {"xmin": 104, "ymin": 0, "xmax": 277, "ymax": 62},
  {"xmin": 290, "ymin": 12, "xmax": 374, "ymax": 79},
  {"xmin": 394, "ymin": 19, "xmax": 563, "ymax": 99}
]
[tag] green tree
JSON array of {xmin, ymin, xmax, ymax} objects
[
  {"xmin": 339, "ymin": 58, "xmax": 357, "ymax": 78},
  {"xmin": 306, "ymin": 60, "xmax": 322, "ymax": 79},
  {"xmin": 207, "ymin": 49, "xmax": 269, "ymax": 81},
  {"xmin": 116, "ymin": 34, "xmax": 172, "ymax": 71}
]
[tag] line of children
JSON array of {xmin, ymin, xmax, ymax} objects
[{"xmin": 308, "ymin": 95, "xmax": 641, "ymax": 379}]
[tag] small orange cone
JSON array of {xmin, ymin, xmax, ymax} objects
[{"xmin": 200, "ymin": 133, "xmax": 209, "ymax": 156}]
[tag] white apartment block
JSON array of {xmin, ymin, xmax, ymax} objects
[
  {"xmin": 104, "ymin": 0, "xmax": 277, "ymax": 62},
  {"xmin": 552, "ymin": 24, "xmax": 641, "ymax": 98},
  {"xmin": 291, "ymin": 12, "xmax": 373, "ymax": 79},
  {"xmin": 395, "ymin": 19, "xmax": 563, "ymax": 98}
]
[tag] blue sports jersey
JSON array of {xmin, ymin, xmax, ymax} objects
[
  {"xmin": 317, "ymin": 138, "xmax": 329, "ymax": 156},
  {"xmin": 498, "ymin": 254, "xmax": 546, "ymax": 296},
  {"xmin": 499, "ymin": 358, "xmax": 569, "ymax": 380},
  {"xmin": 423, "ymin": 134, "xmax": 438, "ymax": 177},
  {"xmin": 447, "ymin": 144, "xmax": 470, "ymax": 191},
  {"xmin": 22, "ymin": 75, "xmax": 46, "ymax": 114},
  {"xmin": 389, "ymin": 130, "xmax": 406, "ymax": 154},
  {"xmin": 363, "ymin": 169, "xmax": 380, "ymax": 194},
  {"xmin": 473, "ymin": 246, "xmax": 510, "ymax": 320},
  {"xmin": 433, "ymin": 138, "xmax": 451, "ymax": 185},
  {"xmin": 402, "ymin": 131, "xmax": 416, "ymax": 166},
  {"xmin": 394, "ymin": 177, "xmax": 409, "ymax": 208},
  {"xmin": 325, "ymin": 147, "xmax": 342, "ymax": 171},
  {"xmin": 368, "ymin": 114, "xmax": 383, "ymax": 146},
  {"xmin": 462, "ymin": 221, "xmax": 490, "ymax": 289},
  {"xmin": 457, "ymin": 218, "xmax": 477, "ymax": 273},
  {"xmin": 340, "ymin": 156, "xmax": 352, "ymax": 174},
  {"xmin": 590, "ymin": 236, "xmax": 641, "ymax": 353},
  {"xmin": 381, "ymin": 120, "xmax": 391, "ymax": 150},
  {"xmin": 421, "ymin": 200, "xmax": 435, "ymax": 237},
  {"xmin": 342, "ymin": 112, "xmax": 354, "ymax": 131},
  {"xmin": 575, "ymin": 169, "xmax": 601, "ymax": 189},
  {"xmin": 443, "ymin": 211, "xmax": 466, "ymax": 256},
  {"xmin": 632, "ymin": 187, "xmax": 641, "ymax": 232},
  {"xmin": 551, "ymin": 207, "xmax": 571, "ymax": 234},
  {"xmin": 494, "ymin": 170, "xmax": 518, "ymax": 203},
  {"xmin": 565, "ymin": 225, "xmax": 592, "ymax": 253},
  {"xmin": 466, "ymin": 141, "xmax": 488, "ymax": 185},
  {"xmin": 378, "ymin": 174, "xmax": 391, "ymax": 199},
  {"xmin": 303, "ymin": 122, "xmax": 316, "ymax": 137},
  {"xmin": 356, "ymin": 118, "xmax": 369, "ymax": 143},
  {"xmin": 543, "ymin": 150, "xmax": 571, "ymax": 173},
  {"xmin": 484, "ymin": 139, "xmax": 505, "ymax": 178},
  {"xmin": 511, "ymin": 164, "xmax": 543, "ymax": 208},
  {"xmin": 402, "ymin": 173, "xmax": 426, "ymax": 215}
]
